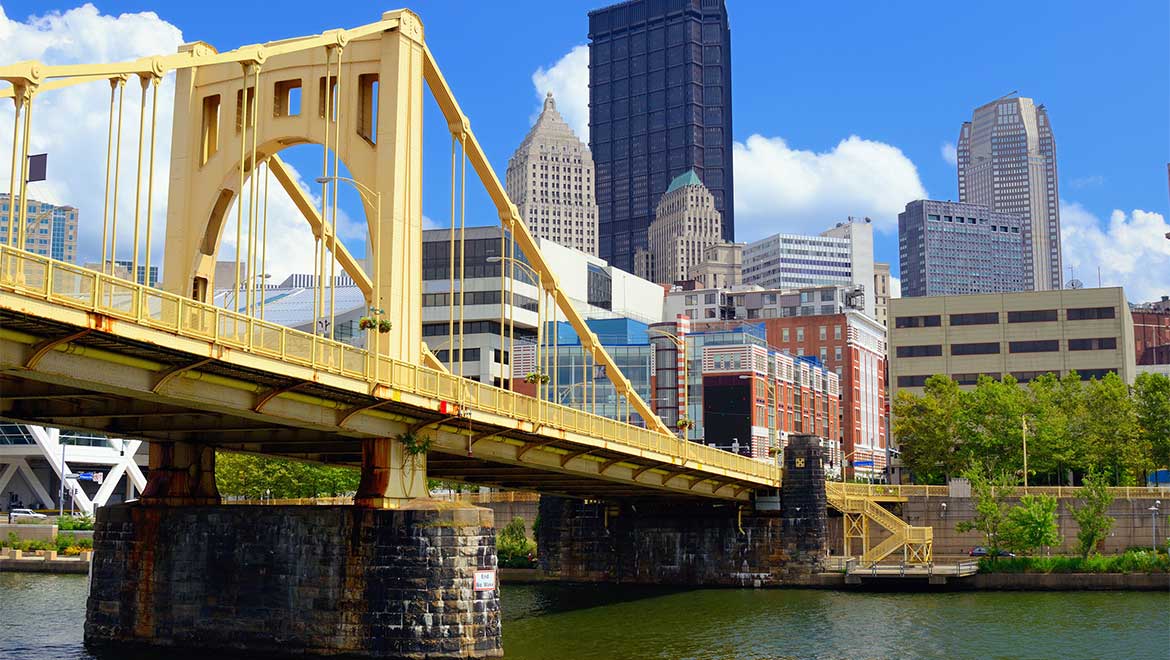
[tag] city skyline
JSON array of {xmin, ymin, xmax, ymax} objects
[{"xmin": 0, "ymin": 1, "xmax": 1165, "ymax": 302}]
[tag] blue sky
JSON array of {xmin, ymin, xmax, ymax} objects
[{"xmin": 3, "ymin": 1, "xmax": 1168, "ymax": 299}]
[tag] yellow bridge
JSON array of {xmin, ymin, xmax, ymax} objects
[{"xmin": 0, "ymin": 10, "xmax": 927, "ymax": 562}]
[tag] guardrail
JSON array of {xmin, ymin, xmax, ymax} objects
[
  {"xmin": 0, "ymin": 246, "xmax": 778, "ymax": 487},
  {"xmin": 828, "ymin": 481, "xmax": 1170, "ymax": 500},
  {"xmin": 224, "ymin": 491, "xmax": 542, "ymax": 506}
]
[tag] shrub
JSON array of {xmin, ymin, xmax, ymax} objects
[
  {"xmin": 496, "ymin": 516, "xmax": 536, "ymax": 569},
  {"xmin": 979, "ymin": 549, "xmax": 1170, "ymax": 574},
  {"xmin": 57, "ymin": 515, "xmax": 94, "ymax": 531}
]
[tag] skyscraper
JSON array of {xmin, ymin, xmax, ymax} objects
[
  {"xmin": 505, "ymin": 92, "xmax": 599, "ymax": 256},
  {"xmin": 0, "ymin": 194, "xmax": 79, "ymax": 263},
  {"xmin": 643, "ymin": 169, "xmax": 723, "ymax": 284},
  {"xmin": 898, "ymin": 199, "xmax": 1028, "ymax": 298},
  {"xmin": 588, "ymin": 0, "xmax": 734, "ymax": 272},
  {"xmin": 958, "ymin": 95, "xmax": 1061, "ymax": 290}
]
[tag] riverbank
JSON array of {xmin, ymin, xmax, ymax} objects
[
  {"xmin": 0, "ymin": 555, "xmax": 91, "ymax": 574},
  {"xmin": 500, "ymin": 568, "xmax": 1168, "ymax": 591}
]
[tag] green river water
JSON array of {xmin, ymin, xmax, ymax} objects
[{"xmin": 0, "ymin": 573, "xmax": 1165, "ymax": 660}]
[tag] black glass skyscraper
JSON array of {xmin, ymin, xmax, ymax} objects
[{"xmin": 588, "ymin": 0, "xmax": 733, "ymax": 272}]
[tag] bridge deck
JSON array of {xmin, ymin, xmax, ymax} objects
[{"xmin": 0, "ymin": 247, "xmax": 777, "ymax": 500}]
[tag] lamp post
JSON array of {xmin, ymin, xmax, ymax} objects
[
  {"xmin": 314, "ymin": 176, "xmax": 381, "ymax": 373},
  {"xmin": 649, "ymin": 327, "xmax": 688, "ymax": 438},
  {"xmin": 1150, "ymin": 500, "xmax": 1161, "ymax": 549}
]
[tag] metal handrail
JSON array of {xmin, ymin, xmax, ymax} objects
[{"xmin": 0, "ymin": 245, "xmax": 779, "ymax": 486}]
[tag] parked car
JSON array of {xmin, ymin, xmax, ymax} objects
[
  {"xmin": 7, "ymin": 508, "xmax": 48, "ymax": 523},
  {"xmin": 969, "ymin": 546, "xmax": 1015, "ymax": 558}
]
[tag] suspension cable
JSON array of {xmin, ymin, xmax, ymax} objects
[
  {"xmin": 129, "ymin": 75, "xmax": 149, "ymax": 287},
  {"xmin": 328, "ymin": 47, "xmax": 344, "ymax": 334},
  {"xmin": 15, "ymin": 91, "xmax": 34, "ymax": 254},
  {"xmin": 246, "ymin": 63, "xmax": 262, "ymax": 318},
  {"xmin": 315, "ymin": 46, "xmax": 334, "ymax": 336},
  {"xmin": 458, "ymin": 133, "xmax": 467, "ymax": 379},
  {"xmin": 447, "ymin": 134, "xmax": 455, "ymax": 371},
  {"xmin": 233, "ymin": 64, "xmax": 250, "ymax": 313},
  {"xmin": 5, "ymin": 88, "xmax": 23, "ymax": 248},
  {"xmin": 260, "ymin": 160, "xmax": 269, "ymax": 320},
  {"xmin": 508, "ymin": 232, "xmax": 515, "ymax": 390},
  {"xmin": 143, "ymin": 76, "xmax": 160, "ymax": 289}
]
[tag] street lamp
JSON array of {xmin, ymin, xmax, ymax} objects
[
  {"xmin": 1149, "ymin": 500, "xmax": 1161, "ymax": 549},
  {"xmin": 649, "ymin": 327, "xmax": 689, "ymax": 438}
]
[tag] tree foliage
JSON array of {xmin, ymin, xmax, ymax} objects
[
  {"xmin": 955, "ymin": 465, "xmax": 1017, "ymax": 556},
  {"xmin": 892, "ymin": 372, "xmax": 1170, "ymax": 485},
  {"xmin": 1068, "ymin": 471, "xmax": 1115, "ymax": 559},
  {"xmin": 1000, "ymin": 494, "xmax": 1060, "ymax": 556},
  {"xmin": 496, "ymin": 516, "xmax": 536, "ymax": 568},
  {"xmin": 215, "ymin": 452, "xmax": 360, "ymax": 499}
]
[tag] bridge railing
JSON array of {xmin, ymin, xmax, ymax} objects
[
  {"xmin": 0, "ymin": 245, "xmax": 778, "ymax": 486},
  {"xmin": 829, "ymin": 481, "xmax": 1170, "ymax": 500}
]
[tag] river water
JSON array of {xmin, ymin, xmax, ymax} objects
[{"xmin": 0, "ymin": 573, "xmax": 1165, "ymax": 660}]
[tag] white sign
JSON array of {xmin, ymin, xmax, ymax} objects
[{"xmin": 473, "ymin": 569, "xmax": 496, "ymax": 592}]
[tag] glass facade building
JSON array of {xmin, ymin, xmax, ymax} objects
[
  {"xmin": 588, "ymin": 0, "xmax": 734, "ymax": 272},
  {"xmin": 898, "ymin": 199, "xmax": 1028, "ymax": 297}
]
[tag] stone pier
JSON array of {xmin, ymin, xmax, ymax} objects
[
  {"xmin": 537, "ymin": 434, "xmax": 829, "ymax": 587},
  {"xmin": 84, "ymin": 500, "xmax": 502, "ymax": 658}
]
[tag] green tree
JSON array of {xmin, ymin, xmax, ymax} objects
[
  {"xmin": 1068, "ymin": 471, "xmax": 1115, "ymax": 559},
  {"xmin": 963, "ymin": 375, "xmax": 1027, "ymax": 475},
  {"xmin": 892, "ymin": 375, "xmax": 966, "ymax": 484},
  {"xmin": 956, "ymin": 465, "xmax": 1017, "ymax": 557},
  {"xmin": 1134, "ymin": 372, "xmax": 1170, "ymax": 473},
  {"xmin": 496, "ymin": 516, "xmax": 536, "ymax": 568},
  {"xmin": 215, "ymin": 452, "xmax": 360, "ymax": 499},
  {"xmin": 1024, "ymin": 373, "xmax": 1082, "ymax": 485},
  {"xmin": 1080, "ymin": 372, "xmax": 1145, "ymax": 484},
  {"xmin": 1000, "ymin": 494, "xmax": 1060, "ymax": 555}
]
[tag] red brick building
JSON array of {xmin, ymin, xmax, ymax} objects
[{"xmin": 1133, "ymin": 307, "xmax": 1170, "ymax": 365}]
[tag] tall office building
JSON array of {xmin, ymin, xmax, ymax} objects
[
  {"xmin": 873, "ymin": 262, "xmax": 890, "ymax": 328},
  {"xmin": 0, "ymin": 194, "xmax": 78, "ymax": 263},
  {"xmin": 898, "ymin": 199, "xmax": 1028, "ymax": 298},
  {"xmin": 958, "ymin": 95, "xmax": 1061, "ymax": 290},
  {"xmin": 588, "ymin": 0, "xmax": 734, "ymax": 272},
  {"xmin": 742, "ymin": 218, "xmax": 876, "ymax": 318},
  {"xmin": 643, "ymin": 169, "xmax": 723, "ymax": 284},
  {"xmin": 505, "ymin": 92, "xmax": 599, "ymax": 255}
]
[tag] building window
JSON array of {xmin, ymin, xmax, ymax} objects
[
  {"xmin": 1068, "ymin": 337, "xmax": 1117, "ymax": 351},
  {"xmin": 1009, "ymin": 340, "xmax": 1060, "ymax": 353},
  {"xmin": 1067, "ymin": 307, "xmax": 1116, "ymax": 321},
  {"xmin": 796, "ymin": 327, "xmax": 804, "ymax": 341},
  {"xmin": 896, "ymin": 344, "xmax": 943, "ymax": 358},
  {"xmin": 1007, "ymin": 309, "xmax": 1058, "ymax": 323},
  {"xmin": 834, "ymin": 325, "xmax": 841, "ymax": 340},
  {"xmin": 1075, "ymin": 368, "xmax": 1117, "ymax": 381},
  {"xmin": 897, "ymin": 375, "xmax": 930, "ymax": 387},
  {"xmin": 950, "ymin": 312, "xmax": 999, "ymax": 326},
  {"xmin": 819, "ymin": 326, "xmax": 827, "ymax": 340},
  {"xmin": 782, "ymin": 328, "xmax": 790, "ymax": 342},
  {"xmin": 951, "ymin": 342, "xmax": 1001, "ymax": 356},
  {"xmin": 1011, "ymin": 370, "xmax": 1057, "ymax": 383},
  {"xmin": 894, "ymin": 315, "xmax": 941, "ymax": 328},
  {"xmin": 953, "ymin": 372, "xmax": 1001, "ymax": 385}
]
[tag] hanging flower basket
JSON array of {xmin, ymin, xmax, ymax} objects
[
  {"xmin": 524, "ymin": 371, "xmax": 550, "ymax": 385},
  {"xmin": 676, "ymin": 417, "xmax": 694, "ymax": 431},
  {"xmin": 359, "ymin": 316, "xmax": 377, "ymax": 331},
  {"xmin": 377, "ymin": 319, "xmax": 393, "ymax": 334}
]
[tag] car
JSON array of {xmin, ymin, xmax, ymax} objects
[
  {"xmin": 7, "ymin": 508, "xmax": 48, "ymax": 522},
  {"xmin": 969, "ymin": 546, "xmax": 1015, "ymax": 558}
]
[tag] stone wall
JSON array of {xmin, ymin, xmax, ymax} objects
[
  {"xmin": 827, "ymin": 495, "xmax": 1167, "ymax": 556},
  {"xmin": 85, "ymin": 501, "xmax": 501, "ymax": 659}
]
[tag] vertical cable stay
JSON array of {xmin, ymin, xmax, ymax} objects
[
  {"xmin": 15, "ymin": 91, "xmax": 34, "ymax": 256},
  {"xmin": 328, "ymin": 48, "xmax": 344, "ymax": 335},
  {"xmin": 315, "ymin": 46, "xmax": 334, "ymax": 339},
  {"xmin": 246, "ymin": 64, "xmax": 262, "ymax": 318},
  {"xmin": 233, "ymin": 64, "xmax": 249, "ymax": 315},
  {"xmin": 457, "ymin": 133, "xmax": 467, "ymax": 379},
  {"xmin": 5, "ymin": 87, "xmax": 23, "ymax": 248},
  {"xmin": 508, "ymin": 231, "xmax": 514, "ymax": 393},
  {"xmin": 498, "ymin": 220, "xmax": 506, "ymax": 387},
  {"xmin": 143, "ymin": 76, "xmax": 160, "ymax": 291},
  {"xmin": 130, "ymin": 76, "xmax": 149, "ymax": 286},
  {"xmin": 260, "ymin": 160, "xmax": 269, "ymax": 320},
  {"xmin": 447, "ymin": 133, "xmax": 456, "ymax": 371}
]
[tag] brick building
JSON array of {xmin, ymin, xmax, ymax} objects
[{"xmin": 1133, "ymin": 305, "xmax": 1170, "ymax": 365}]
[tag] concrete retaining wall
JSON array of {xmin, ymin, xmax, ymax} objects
[{"xmin": 0, "ymin": 523, "xmax": 57, "ymax": 542}]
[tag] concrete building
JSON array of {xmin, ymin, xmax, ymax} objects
[
  {"xmin": 873, "ymin": 262, "xmax": 890, "ymax": 328},
  {"xmin": 743, "ymin": 217, "xmax": 875, "ymax": 318},
  {"xmin": 755, "ymin": 312, "xmax": 888, "ymax": 481},
  {"xmin": 958, "ymin": 95, "xmax": 1062, "ymax": 290},
  {"xmin": 898, "ymin": 199, "xmax": 1028, "ymax": 297},
  {"xmin": 643, "ymin": 170, "xmax": 723, "ymax": 284},
  {"xmin": 588, "ymin": 0, "xmax": 734, "ymax": 272},
  {"xmin": 889, "ymin": 287, "xmax": 1136, "ymax": 398},
  {"xmin": 691, "ymin": 242, "xmax": 742, "ymax": 289},
  {"xmin": 0, "ymin": 194, "xmax": 78, "ymax": 263},
  {"xmin": 505, "ymin": 92, "xmax": 599, "ymax": 256},
  {"xmin": 664, "ymin": 283, "xmax": 868, "ymax": 324}
]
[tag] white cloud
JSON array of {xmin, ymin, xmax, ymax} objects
[
  {"xmin": 0, "ymin": 4, "xmax": 184, "ymax": 270},
  {"xmin": 732, "ymin": 134, "xmax": 928, "ymax": 241},
  {"xmin": 1061, "ymin": 200, "xmax": 1170, "ymax": 303},
  {"xmin": 941, "ymin": 142, "xmax": 958, "ymax": 167},
  {"xmin": 1068, "ymin": 175, "xmax": 1105, "ymax": 189},
  {"xmin": 531, "ymin": 45, "xmax": 589, "ymax": 140},
  {"xmin": 889, "ymin": 276, "xmax": 902, "ymax": 299}
]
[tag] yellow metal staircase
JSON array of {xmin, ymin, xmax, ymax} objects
[{"xmin": 825, "ymin": 482, "xmax": 933, "ymax": 565}]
